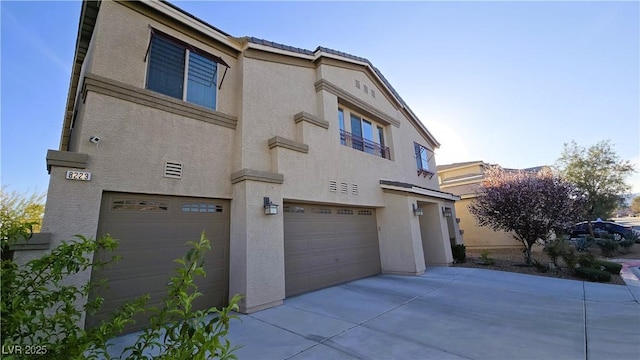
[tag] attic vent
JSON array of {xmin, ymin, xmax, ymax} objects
[
  {"xmin": 363, "ymin": 85, "xmax": 369, "ymax": 94},
  {"xmin": 340, "ymin": 182, "xmax": 348, "ymax": 194},
  {"xmin": 329, "ymin": 180, "xmax": 337, "ymax": 192},
  {"xmin": 164, "ymin": 161, "xmax": 183, "ymax": 179},
  {"xmin": 355, "ymin": 80, "xmax": 360, "ymax": 89},
  {"xmin": 371, "ymin": 89, "xmax": 376, "ymax": 98},
  {"xmin": 351, "ymin": 184, "xmax": 359, "ymax": 195}
]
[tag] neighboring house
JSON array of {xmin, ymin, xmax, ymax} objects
[
  {"xmin": 18, "ymin": 0, "xmax": 462, "ymax": 331},
  {"xmin": 437, "ymin": 161, "xmax": 547, "ymax": 249}
]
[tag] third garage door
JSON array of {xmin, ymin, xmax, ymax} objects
[{"xmin": 284, "ymin": 203, "xmax": 381, "ymax": 297}]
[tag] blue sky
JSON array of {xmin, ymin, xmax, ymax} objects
[{"xmin": 1, "ymin": 0, "xmax": 639, "ymax": 196}]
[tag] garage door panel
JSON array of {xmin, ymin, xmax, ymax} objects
[
  {"xmin": 284, "ymin": 203, "xmax": 380, "ymax": 297},
  {"xmin": 86, "ymin": 193, "xmax": 230, "ymax": 332}
]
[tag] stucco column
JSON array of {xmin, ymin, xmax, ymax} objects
[
  {"xmin": 420, "ymin": 202, "xmax": 454, "ymax": 266},
  {"xmin": 229, "ymin": 178, "xmax": 285, "ymax": 313},
  {"xmin": 14, "ymin": 164, "xmax": 103, "ymax": 330},
  {"xmin": 377, "ymin": 192, "xmax": 426, "ymax": 275}
]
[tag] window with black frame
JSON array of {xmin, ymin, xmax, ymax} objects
[{"xmin": 145, "ymin": 30, "xmax": 228, "ymax": 110}]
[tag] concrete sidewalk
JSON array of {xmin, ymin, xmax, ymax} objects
[{"xmin": 108, "ymin": 267, "xmax": 640, "ymax": 359}]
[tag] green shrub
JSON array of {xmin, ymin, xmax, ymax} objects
[
  {"xmin": 1, "ymin": 232, "xmax": 136, "ymax": 359},
  {"xmin": 592, "ymin": 260, "xmax": 622, "ymax": 275},
  {"xmin": 578, "ymin": 253, "xmax": 596, "ymax": 268},
  {"xmin": 619, "ymin": 238, "xmax": 635, "ymax": 251},
  {"xmin": 451, "ymin": 244, "xmax": 466, "ymax": 263},
  {"xmin": 544, "ymin": 238, "xmax": 576, "ymax": 269},
  {"xmin": 532, "ymin": 259, "xmax": 549, "ymax": 273},
  {"xmin": 478, "ymin": 250, "xmax": 494, "ymax": 265},
  {"xmin": 574, "ymin": 267, "xmax": 612, "ymax": 282},
  {"xmin": 1, "ymin": 219, "xmax": 240, "ymax": 360},
  {"xmin": 117, "ymin": 233, "xmax": 241, "ymax": 360},
  {"xmin": 596, "ymin": 238, "xmax": 619, "ymax": 257},
  {"xmin": 572, "ymin": 236, "xmax": 594, "ymax": 252}
]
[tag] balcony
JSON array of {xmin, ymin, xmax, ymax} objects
[{"xmin": 340, "ymin": 129, "xmax": 390, "ymax": 160}]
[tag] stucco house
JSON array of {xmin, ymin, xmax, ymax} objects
[
  {"xmin": 437, "ymin": 161, "xmax": 547, "ymax": 249},
  {"xmin": 22, "ymin": 0, "xmax": 462, "ymax": 331}
]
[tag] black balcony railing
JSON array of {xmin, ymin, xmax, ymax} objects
[{"xmin": 340, "ymin": 129, "xmax": 390, "ymax": 160}]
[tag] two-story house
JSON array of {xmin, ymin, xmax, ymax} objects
[
  {"xmin": 25, "ymin": 0, "xmax": 462, "ymax": 331},
  {"xmin": 438, "ymin": 161, "xmax": 547, "ymax": 249}
]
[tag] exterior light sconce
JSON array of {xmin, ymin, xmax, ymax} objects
[
  {"xmin": 412, "ymin": 204, "xmax": 424, "ymax": 216},
  {"xmin": 442, "ymin": 207, "xmax": 452, "ymax": 217},
  {"xmin": 264, "ymin": 197, "xmax": 279, "ymax": 215}
]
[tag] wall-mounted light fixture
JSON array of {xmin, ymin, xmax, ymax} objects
[
  {"xmin": 412, "ymin": 203, "xmax": 424, "ymax": 216},
  {"xmin": 264, "ymin": 197, "xmax": 279, "ymax": 215},
  {"xmin": 442, "ymin": 207, "xmax": 452, "ymax": 217}
]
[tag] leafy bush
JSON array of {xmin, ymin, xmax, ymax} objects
[
  {"xmin": 571, "ymin": 236, "xmax": 594, "ymax": 252},
  {"xmin": 574, "ymin": 267, "xmax": 612, "ymax": 282},
  {"xmin": 578, "ymin": 253, "xmax": 596, "ymax": 268},
  {"xmin": 451, "ymin": 244, "xmax": 466, "ymax": 263},
  {"xmin": 478, "ymin": 250, "xmax": 494, "ymax": 265},
  {"xmin": 114, "ymin": 234, "xmax": 241, "ymax": 360},
  {"xmin": 577, "ymin": 254, "xmax": 621, "ymax": 275},
  {"xmin": 544, "ymin": 238, "xmax": 576, "ymax": 269},
  {"xmin": 1, "ymin": 230, "xmax": 137, "ymax": 359},
  {"xmin": 1, "ymin": 219, "xmax": 240, "ymax": 360},
  {"xmin": 595, "ymin": 238, "xmax": 619, "ymax": 257},
  {"xmin": 592, "ymin": 260, "xmax": 622, "ymax": 275},
  {"xmin": 619, "ymin": 238, "xmax": 635, "ymax": 251},
  {"xmin": 532, "ymin": 259, "xmax": 549, "ymax": 273}
]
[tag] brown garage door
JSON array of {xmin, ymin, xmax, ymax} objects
[
  {"xmin": 85, "ymin": 192, "xmax": 229, "ymax": 331},
  {"xmin": 284, "ymin": 203, "xmax": 381, "ymax": 297}
]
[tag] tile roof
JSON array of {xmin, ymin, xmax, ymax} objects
[{"xmin": 244, "ymin": 37, "xmax": 314, "ymax": 56}]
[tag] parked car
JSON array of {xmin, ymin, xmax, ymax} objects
[{"xmin": 569, "ymin": 220, "xmax": 633, "ymax": 241}]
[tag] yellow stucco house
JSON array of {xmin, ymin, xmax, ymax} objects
[
  {"xmin": 15, "ymin": 0, "xmax": 465, "ymax": 331},
  {"xmin": 437, "ymin": 161, "xmax": 548, "ymax": 250}
]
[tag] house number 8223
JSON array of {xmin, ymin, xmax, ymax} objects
[{"xmin": 65, "ymin": 171, "xmax": 91, "ymax": 181}]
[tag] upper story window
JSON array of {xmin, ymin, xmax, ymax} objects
[
  {"xmin": 414, "ymin": 142, "xmax": 434, "ymax": 178},
  {"xmin": 339, "ymin": 107, "xmax": 390, "ymax": 160},
  {"xmin": 146, "ymin": 29, "xmax": 229, "ymax": 111}
]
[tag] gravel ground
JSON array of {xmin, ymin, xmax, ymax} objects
[{"xmin": 453, "ymin": 243, "xmax": 640, "ymax": 286}]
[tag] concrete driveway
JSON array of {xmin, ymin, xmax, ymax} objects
[{"xmin": 109, "ymin": 267, "xmax": 640, "ymax": 359}]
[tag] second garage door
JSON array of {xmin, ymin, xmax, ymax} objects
[
  {"xmin": 85, "ymin": 192, "xmax": 229, "ymax": 331},
  {"xmin": 284, "ymin": 203, "xmax": 381, "ymax": 297}
]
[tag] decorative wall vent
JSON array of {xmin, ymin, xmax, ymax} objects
[
  {"xmin": 311, "ymin": 207, "xmax": 332, "ymax": 214},
  {"xmin": 340, "ymin": 182, "xmax": 348, "ymax": 194},
  {"xmin": 164, "ymin": 161, "xmax": 183, "ymax": 179},
  {"xmin": 371, "ymin": 89, "xmax": 375, "ymax": 98},
  {"xmin": 363, "ymin": 85, "xmax": 369, "ymax": 94},
  {"xmin": 337, "ymin": 209, "xmax": 354, "ymax": 215},
  {"xmin": 329, "ymin": 180, "xmax": 337, "ymax": 192},
  {"xmin": 355, "ymin": 80, "xmax": 361, "ymax": 89},
  {"xmin": 351, "ymin": 184, "xmax": 359, "ymax": 195}
]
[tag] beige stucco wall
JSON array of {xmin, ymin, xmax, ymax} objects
[
  {"xmin": 377, "ymin": 192, "xmax": 426, "ymax": 275},
  {"xmin": 439, "ymin": 164, "xmax": 483, "ymax": 182},
  {"xmin": 419, "ymin": 202, "xmax": 454, "ymax": 266},
  {"xmin": 243, "ymin": 58, "xmax": 440, "ymax": 206},
  {"xmin": 229, "ymin": 180, "xmax": 285, "ymax": 313},
  {"xmin": 86, "ymin": 1, "xmax": 239, "ymax": 117},
  {"xmin": 35, "ymin": 0, "xmax": 462, "ymax": 321},
  {"xmin": 456, "ymin": 197, "xmax": 521, "ymax": 249}
]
